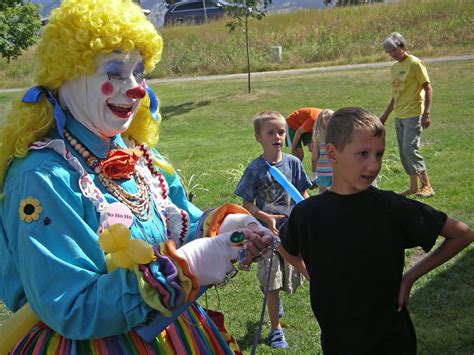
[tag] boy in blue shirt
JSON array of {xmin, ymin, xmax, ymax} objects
[
  {"xmin": 279, "ymin": 107, "xmax": 474, "ymax": 353},
  {"xmin": 235, "ymin": 111, "xmax": 312, "ymax": 348}
]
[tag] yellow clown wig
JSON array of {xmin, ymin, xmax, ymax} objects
[{"xmin": 0, "ymin": 0, "xmax": 169, "ymax": 193}]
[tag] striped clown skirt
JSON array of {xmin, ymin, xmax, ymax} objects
[{"xmin": 10, "ymin": 304, "xmax": 241, "ymax": 354}]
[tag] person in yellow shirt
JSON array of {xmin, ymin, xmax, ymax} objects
[{"xmin": 380, "ymin": 32, "xmax": 434, "ymax": 198}]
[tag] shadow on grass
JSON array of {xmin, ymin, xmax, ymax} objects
[
  {"xmin": 235, "ymin": 320, "xmax": 264, "ymax": 352},
  {"xmin": 161, "ymin": 100, "xmax": 211, "ymax": 119},
  {"xmin": 409, "ymin": 246, "xmax": 474, "ymax": 353}
]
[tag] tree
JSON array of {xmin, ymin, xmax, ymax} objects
[
  {"xmin": 225, "ymin": 0, "xmax": 272, "ymax": 93},
  {"xmin": 0, "ymin": 0, "xmax": 42, "ymax": 63}
]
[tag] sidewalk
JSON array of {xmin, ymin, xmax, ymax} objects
[
  {"xmin": 150, "ymin": 54, "xmax": 474, "ymax": 84},
  {"xmin": 1, "ymin": 54, "xmax": 473, "ymax": 93}
]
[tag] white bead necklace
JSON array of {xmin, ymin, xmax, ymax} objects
[{"xmin": 63, "ymin": 129, "xmax": 152, "ymax": 221}]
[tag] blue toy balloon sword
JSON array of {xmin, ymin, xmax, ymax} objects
[{"xmin": 265, "ymin": 161, "xmax": 304, "ymax": 203}]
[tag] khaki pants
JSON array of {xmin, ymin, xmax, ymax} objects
[{"xmin": 395, "ymin": 116, "xmax": 426, "ymax": 175}]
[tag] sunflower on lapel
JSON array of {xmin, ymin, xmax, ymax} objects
[{"xmin": 19, "ymin": 197, "xmax": 43, "ymax": 223}]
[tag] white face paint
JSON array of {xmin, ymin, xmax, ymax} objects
[{"xmin": 59, "ymin": 51, "xmax": 146, "ymax": 138}]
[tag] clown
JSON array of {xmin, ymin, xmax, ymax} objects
[{"xmin": 0, "ymin": 0, "xmax": 272, "ymax": 352}]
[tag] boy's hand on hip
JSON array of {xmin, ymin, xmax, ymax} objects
[{"xmin": 397, "ymin": 273, "xmax": 415, "ymax": 311}]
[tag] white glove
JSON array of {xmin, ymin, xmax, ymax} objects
[
  {"xmin": 218, "ymin": 213, "xmax": 271, "ymax": 235},
  {"xmin": 176, "ymin": 232, "xmax": 240, "ymax": 286},
  {"xmin": 311, "ymin": 171, "xmax": 318, "ymax": 181}
]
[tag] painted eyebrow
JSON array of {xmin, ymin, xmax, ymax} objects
[
  {"xmin": 102, "ymin": 60, "xmax": 124, "ymax": 73},
  {"xmin": 102, "ymin": 59, "xmax": 145, "ymax": 74},
  {"xmin": 134, "ymin": 61, "xmax": 145, "ymax": 73}
]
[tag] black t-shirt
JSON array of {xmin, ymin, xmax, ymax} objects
[{"xmin": 280, "ymin": 186, "xmax": 447, "ymax": 353}]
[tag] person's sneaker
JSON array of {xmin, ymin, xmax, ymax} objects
[
  {"xmin": 278, "ymin": 301, "xmax": 284, "ymax": 318},
  {"xmin": 416, "ymin": 185, "xmax": 435, "ymax": 198},
  {"xmin": 400, "ymin": 189, "xmax": 418, "ymax": 196},
  {"xmin": 268, "ymin": 328, "xmax": 289, "ymax": 349}
]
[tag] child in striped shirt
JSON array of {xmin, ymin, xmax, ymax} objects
[{"xmin": 311, "ymin": 109, "xmax": 334, "ymax": 193}]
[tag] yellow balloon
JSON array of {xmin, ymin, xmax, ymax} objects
[
  {"xmin": 101, "ymin": 223, "xmax": 154, "ymax": 272},
  {"xmin": 105, "ymin": 253, "xmax": 115, "ymax": 272},
  {"xmin": 99, "ymin": 229, "xmax": 120, "ymax": 253},
  {"xmin": 127, "ymin": 239, "xmax": 155, "ymax": 264},
  {"xmin": 111, "ymin": 250, "xmax": 134, "ymax": 270},
  {"xmin": 109, "ymin": 223, "xmax": 131, "ymax": 248}
]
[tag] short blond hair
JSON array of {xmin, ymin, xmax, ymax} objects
[
  {"xmin": 326, "ymin": 107, "xmax": 385, "ymax": 150},
  {"xmin": 253, "ymin": 111, "xmax": 286, "ymax": 134}
]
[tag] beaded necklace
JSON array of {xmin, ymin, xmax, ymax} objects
[{"xmin": 63, "ymin": 129, "xmax": 152, "ymax": 221}]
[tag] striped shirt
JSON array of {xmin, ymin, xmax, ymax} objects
[{"xmin": 316, "ymin": 141, "xmax": 332, "ymax": 177}]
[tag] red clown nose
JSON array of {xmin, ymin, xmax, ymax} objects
[{"xmin": 126, "ymin": 86, "xmax": 146, "ymax": 99}]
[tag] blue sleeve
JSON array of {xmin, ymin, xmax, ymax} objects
[
  {"xmin": 234, "ymin": 165, "xmax": 258, "ymax": 203},
  {"xmin": 292, "ymin": 158, "xmax": 313, "ymax": 192},
  {"xmin": 1, "ymin": 169, "xmax": 152, "ymax": 339},
  {"xmin": 134, "ymin": 286, "xmax": 208, "ymax": 341}
]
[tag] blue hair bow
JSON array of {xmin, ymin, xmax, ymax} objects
[
  {"xmin": 22, "ymin": 86, "xmax": 67, "ymax": 138},
  {"xmin": 146, "ymin": 85, "xmax": 160, "ymax": 122}
]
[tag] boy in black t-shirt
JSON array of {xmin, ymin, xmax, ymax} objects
[{"xmin": 279, "ymin": 107, "xmax": 474, "ymax": 354}]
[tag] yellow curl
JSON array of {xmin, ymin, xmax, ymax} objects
[
  {"xmin": 0, "ymin": 0, "xmax": 166, "ymax": 193},
  {"xmin": 122, "ymin": 94, "xmax": 174, "ymax": 175},
  {"xmin": 0, "ymin": 99, "xmax": 55, "ymax": 194},
  {"xmin": 124, "ymin": 93, "xmax": 161, "ymax": 147},
  {"xmin": 35, "ymin": 0, "xmax": 162, "ymax": 89}
]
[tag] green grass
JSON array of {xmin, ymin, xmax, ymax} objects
[
  {"xmin": 0, "ymin": 0, "xmax": 473, "ymax": 88},
  {"xmin": 151, "ymin": 59, "xmax": 474, "ymax": 353},
  {"xmin": 0, "ymin": 60, "xmax": 473, "ymax": 352}
]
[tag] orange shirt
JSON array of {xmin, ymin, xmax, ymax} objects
[{"xmin": 286, "ymin": 107, "xmax": 322, "ymax": 133}]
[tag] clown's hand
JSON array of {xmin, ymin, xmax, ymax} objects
[
  {"xmin": 218, "ymin": 213, "xmax": 272, "ymax": 235},
  {"xmin": 176, "ymin": 229, "xmax": 273, "ymax": 286}
]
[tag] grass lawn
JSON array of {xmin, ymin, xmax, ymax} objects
[{"xmin": 0, "ymin": 59, "xmax": 473, "ymax": 353}]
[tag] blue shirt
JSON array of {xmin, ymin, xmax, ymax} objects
[
  {"xmin": 0, "ymin": 118, "xmax": 202, "ymax": 339},
  {"xmin": 234, "ymin": 154, "xmax": 312, "ymax": 229}
]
